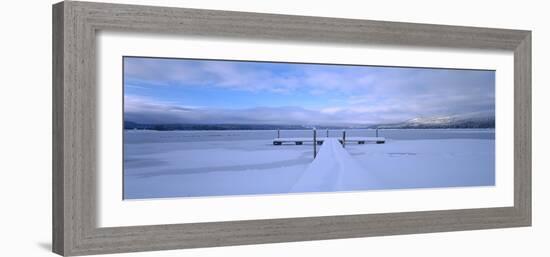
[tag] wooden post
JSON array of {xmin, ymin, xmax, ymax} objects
[
  {"xmin": 326, "ymin": 129, "xmax": 329, "ymax": 137},
  {"xmin": 277, "ymin": 129, "xmax": 280, "ymax": 138},
  {"xmin": 342, "ymin": 130, "xmax": 346, "ymax": 148},
  {"xmin": 313, "ymin": 129, "xmax": 317, "ymax": 158},
  {"xmin": 376, "ymin": 128, "xmax": 379, "ymax": 137}
]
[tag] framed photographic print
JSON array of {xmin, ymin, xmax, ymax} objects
[
  {"xmin": 122, "ymin": 57, "xmax": 497, "ymax": 199},
  {"xmin": 52, "ymin": 1, "xmax": 531, "ymax": 256}
]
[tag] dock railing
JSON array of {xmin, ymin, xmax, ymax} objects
[
  {"xmin": 313, "ymin": 129, "xmax": 317, "ymax": 158},
  {"xmin": 273, "ymin": 128, "xmax": 385, "ymax": 158}
]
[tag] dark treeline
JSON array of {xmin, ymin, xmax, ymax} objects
[
  {"xmin": 124, "ymin": 121, "xmax": 315, "ymax": 131},
  {"xmin": 124, "ymin": 119, "xmax": 495, "ymax": 131}
]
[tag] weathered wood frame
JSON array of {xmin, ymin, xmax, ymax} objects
[{"xmin": 52, "ymin": 1, "xmax": 531, "ymax": 256}]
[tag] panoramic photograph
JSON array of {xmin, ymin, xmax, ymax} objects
[{"xmin": 123, "ymin": 56, "xmax": 495, "ymax": 200}]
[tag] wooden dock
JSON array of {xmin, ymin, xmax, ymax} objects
[
  {"xmin": 273, "ymin": 136, "xmax": 385, "ymax": 145},
  {"xmin": 290, "ymin": 138, "xmax": 381, "ymax": 192}
]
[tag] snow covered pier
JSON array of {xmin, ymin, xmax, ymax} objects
[
  {"xmin": 273, "ymin": 136, "xmax": 385, "ymax": 145},
  {"xmin": 290, "ymin": 138, "xmax": 382, "ymax": 192}
]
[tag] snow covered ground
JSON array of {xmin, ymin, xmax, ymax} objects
[
  {"xmin": 124, "ymin": 129, "xmax": 495, "ymax": 199},
  {"xmin": 291, "ymin": 138, "xmax": 385, "ymax": 192}
]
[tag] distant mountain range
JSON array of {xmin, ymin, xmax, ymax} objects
[
  {"xmin": 377, "ymin": 113, "xmax": 495, "ymax": 129},
  {"xmin": 125, "ymin": 113, "xmax": 495, "ymax": 131}
]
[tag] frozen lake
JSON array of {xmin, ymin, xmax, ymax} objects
[{"xmin": 124, "ymin": 129, "xmax": 495, "ymax": 199}]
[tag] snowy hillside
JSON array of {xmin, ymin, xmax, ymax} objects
[{"xmin": 378, "ymin": 112, "xmax": 495, "ymax": 129}]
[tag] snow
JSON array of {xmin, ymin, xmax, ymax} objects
[
  {"xmin": 124, "ymin": 139, "xmax": 312, "ymax": 199},
  {"xmin": 124, "ymin": 129, "xmax": 495, "ymax": 199},
  {"xmin": 346, "ymin": 139, "xmax": 495, "ymax": 190},
  {"xmin": 291, "ymin": 138, "xmax": 384, "ymax": 192}
]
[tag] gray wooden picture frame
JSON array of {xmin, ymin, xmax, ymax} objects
[{"xmin": 52, "ymin": 1, "xmax": 531, "ymax": 256}]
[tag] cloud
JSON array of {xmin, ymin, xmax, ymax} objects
[
  {"xmin": 124, "ymin": 57, "xmax": 495, "ymax": 125},
  {"xmin": 125, "ymin": 95, "xmax": 366, "ymax": 125},
  {"xmin": 125, "ymin": 58, "xmax": 301, "ymax": 93},
  {"xmin": 124, "ymin": 58, "xmax": 383, "ymax": 94},
  {"xmin": 125, "ymin": 94, "xmax": 489, "ymax": 126}
]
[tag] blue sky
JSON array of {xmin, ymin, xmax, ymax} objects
[{"xmin": 124, "ymin": 57, "xmax": 495, "ymax": 125}]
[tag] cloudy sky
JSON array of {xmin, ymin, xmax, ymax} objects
[{"xmin": 124, "ymin": 57, "xmax": 495, "ymax": 126}]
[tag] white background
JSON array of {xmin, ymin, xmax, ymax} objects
[{"xmin": 0, "ymin": 0, "xmax": 547, "ymax": 256}]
